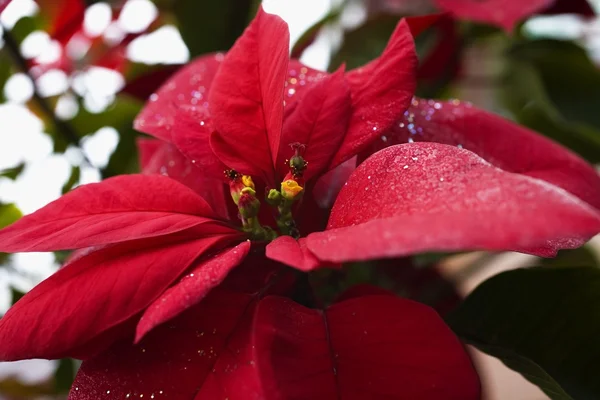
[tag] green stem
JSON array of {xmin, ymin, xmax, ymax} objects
[{"xmin": 277, "ymin": 198, "xmax": 299, "ymax": 238}]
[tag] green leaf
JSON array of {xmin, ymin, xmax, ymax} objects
[
  {"xmin": 500, "ymin": 40, "xmax": 600, "ymax": 162},
  {"xmin": 330, "ymin": 15, "xmax": 400, "ymax": 71},
  {"xmin": 291, "ymin": 7, "xmax": 341, "ymax": 58},
  {"xmin": 61, "ymin": 166, "xmax": 80, "ymax": 194},
  {"xmin": 448, "ymin": 267, "xmax": 600, "ymax": 399},
  {"xmin": 0, "ymin": 51, "xmax": 14, "ymax": 103},
  {"xmin": 0, "ymin": 203, "xmax": 21, "ymax": 228},
  {"xmin": 174, "ymin": 0, "xmax": 255, "ymax": 57},
  {"xmin": 10, "ymin": 15, "xmax": 40, "ymax": 45},
  {"xmin": 10, "ymin": 288, "xmax": 25, "ymax": 305},
  {"xmin": 0, "ymin": 204, "xmax": 21, "ymax": 265},
  {"xmin": 508, "ymin": 40, "xmax": 600, "ymax": 129},
  {"xmin": 0, "ymin": 163, "xmax": 25, "ymax": 180},
  {"xmin": 536, "ymin": 247, "xmax": 598, "ymax": 268},
  {"xmin": 54, "ymin": 359, "xmax": 77, "ymax": 393}
]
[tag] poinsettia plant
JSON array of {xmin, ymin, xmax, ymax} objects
[{"xmin": 0, "ymin": 0, "xmax": 600, "ymax": 399}]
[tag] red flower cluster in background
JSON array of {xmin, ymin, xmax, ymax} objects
[{"xmin": 0, "ymin": 3, "xmax": 598, "ymax": 399}]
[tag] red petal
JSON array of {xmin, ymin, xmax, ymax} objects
[
  {"xmin": 170, "ymin": 105, "xmax": 227, "ymax": 180},
  {"xmin": 0, "ymin": 175, "xmax": 222, "ymax": 252},
  {"xmin": 139, "ymin": 138, "xmax": 230, "ymax": 220},
  {"xmin": 308, "ymin": 143, "xmax": 600, "ymax": 262},
  {"xmin": 367, "ymin": 98, "xmax": 600, "ymax": 210},
  {"xmin": 208, "ymin": 7, "xmax": 289, "ymax": 184},
  {"xmin": 277, "ymin": 67, "xmax": 352, "ymax": 181},
  {"xmin": 0, "ymin": 232, "xmax": 237, "ymax": 361},
  {"xmin": 137, "ymin": 138, "xmax": 162, "ymax": 170},
  {"xmin": 135, "ymin": 240, "xmax": 252, "ymax": 342},
  {"xmin": 313, "ymin": 156, "xmax": 356, "ymax": 209},
  {"xmin": 285, "ymin": 59, "xmax": 327, "ymax": 112},
  {"xmin": 46, "ymin": 0, "xmax": 85, "ymax": 45},
  {"xmin": 331, "ymin": 19, "xmax": 417, "ymax": 168},
  {"xmin": 405, "ymin": 13, "xmax": 445, "ymax": 37},
  {"xmin": 134, "ymin": 53, "xmax": 224, "ymax": 143},
  {"xmin": 0, "ymin": 0, "xmax": 11, "ymax": 14},
  {"xmin": 69, "ymin": 262, "xmax": 294, "ymax": 399},
  {"xmin": 122, "ymin": 65, "xmax": 182, "ymax": 101},
  {"xmin": 434, "ymin": 0, "xmax": 552, "ymax": 32},
  {"xmin": 253, "ymin": 292, "xmax": 480, "ymax": 399},
  {"xmin": 266, "ymin": 236, "xmax": 325, "ymax": 272}
]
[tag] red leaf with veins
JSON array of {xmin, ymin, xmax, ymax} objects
[
  {"xmin": 122, "ymin": 65, "xmax": 182, "ymax": 101},
  {"xmin": 365, "ymin": 98, "xmax": 600, "ymax": 210},
  {"xmin": 208, "ymin": 7, "xmax": 289, "ymax": 184},
  {"xmin": 253, "ymin": 293, "xmax": 480, "ymax": 399},
  {"xmin": 0, "ymin": 175, "xmax": 224, "ymax": 252},
  {"xmin": 136, "ymin": 240, "xmax": 252, "ymax": 342},
  {"xmin": 266, "ymin": 236, "xmax": 330, "ymax": 271},
  {"xmin": 434, "ymin": 0, "xmax": 553, "ymax": 32},
  {"xmin": 137, "ymin": 138, "xmax": 163, "ymax": 170},
  {"xmin": 285, "ymin": 60, "xmax": 327, "ymax": 112},
  {"xmin": 277, "ymin": 67, "xmax": 352, "ymax": 181},
  {"xmin": 138, "ymin": 138, "xmax": 230, "ymax": 219},
  {"xmin": 0, "ymin": 231, "xmax": 240, "ymax": 361},
  {"xmin": 171, "ymin": 105, "xmax": 227, "ymax": 181},
  {"xmin": 308, "ymin": 143, "xmax": 600, "ymax": 262},
  {"xmin": 69, "ymin": 261, "xmax": 294, "ymax": 400},
  {"xmin": 333, "ymin": 20, "xmax": 417, "ymax": 168},
  {"xmin": 134, "ymin": 53, "xmax": 224, "ymax": 143}
]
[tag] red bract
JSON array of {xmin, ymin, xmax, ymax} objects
[
  {"xmin": 0, "ymin": 0, "xmax": 12, "ymax": 14},
  {"xmin": 433, "ymin": 0, "xmax": 550, "ymax": 32},
  {"xmin": 0, "ymin": 7, "xmax": 599, "ymax": 398},
  {"xmin": 70, "ymin": 276, "xmax": 479, "ymax": 400}
]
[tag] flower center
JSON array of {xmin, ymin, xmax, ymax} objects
[{"xmin": 226, "ymin": 143, "xmax": 308, "ymax": 241}]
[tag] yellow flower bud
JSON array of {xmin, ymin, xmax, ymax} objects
[{"xmin": 281, "ymin": 179, "xmax": 304, "ymax": 200}]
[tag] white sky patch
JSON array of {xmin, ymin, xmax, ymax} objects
[
  {"xmin": 0, "ymin": 359, "xmax": 57, "ymax": 383},
  {"xmin": 103, "ymin": 21, "xmax": 127, "ymax": 45},
  {"xmin": 340, "ymin": 0, "xmax": 367, "ymax": 29},
  {"xmin": 1, "ymin": 154, "xmax": 71, "ymax": 214},
  {"xmin": 20, "ymin": 30, "xmax": 50, "ymax": 59},
  {"xmin": 12, "ymin": 252, "xmax": 58, "ymax": 277},
  {"xmin": 524, "ymin": 15, "xmax": 585, "ymax": 39},
  {"xmin": 55, "ymin": 93, "xmax": 80, "ymax": 120},
  {"xmin": 35, "ymin": 39, "xmax": 63, "ymax": 64},
  {"xmin": 263, "ymin": 0, "xmax": 331, "ymax": 46},
  {"xmin": 72, "ymin": 66, "xmax": 125, "ymax": 97},
  {"xmin": 0, "ymin": 0, "xmax": 37, "ymax": 30},
  {"xmin": 72, "ymin": 67, "xmax": 124, "ymax": 113},
  {"xmin": 0, "ymin": 104, "xmax": 49, "ymax": 169},
  {"xmin": 127, "ymin": 25, "xmax": 190, "ymax": 64},
  {"xmin": 118, "ymin": 0, "xmax": 158, "ymax": 34},
  {"xmin": 79, "ymin": 165, "xmax": 102, "ymax": 185},
  {"xmin": 84, "ymin": 2, "xmax": 112, "ymax": 38},
  {"xmin": 300, "ymin": 28, "xmax": 333, "ymax": 70},
  {"xmin": 66, "ymin": 34, "xmax": 92, "ymax": 61},
  {"xmin": 82, "ymin": 126, "xmax": 119, "ymax": 168},
  {"xmin": 4, "ymin": 73, "xmax": 34, "ymax": 103},
  {"xmin": 36, "ymin": 69, "xmax": 69, "ymax": 97}
]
